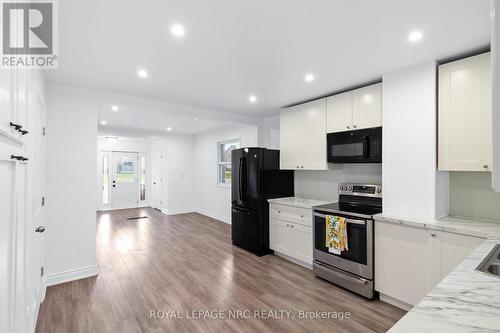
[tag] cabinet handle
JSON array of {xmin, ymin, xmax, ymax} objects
[
  {"xmin": 278, "ymin": 211, "xmax": 281, "ymax": 213},
  {"xmin": 301, "ymin": 166, "xmax": 304, "ymax": 169},
  {"xmin": 353, "ymin": 125, "xmax": 357, "ymax": 129},
  {"xmin": 296, "ymin": 166, "xmax": 300, "ymax": 169},
  {"xmin": 9, "ymin": 122, "xmax": 22, "ymax": 130},
  {"xmin": 11, "ymin": 155, "xmax": 23, "ymax": 161},
  {"xmin": 430, "ymin": 233, "xmax": 436, "ymax": 237},
  {"xmin": 483, "ymin": 165, "xmax": 489, "ymax": 169},
  {"xmin": 290, "ymin": 225, "xmax": 294, "ymax": 228},
  {"xmin": 346, "ymin": 126, "xmax": 350, "ymax": 129},
  {"xmin": 300, "ymin": 215, "xmax": 304, "ymax": 218},
  {"xmin": 19, "ymin": 129, "xmax": 28, "ymax": 135},
  {"xmin": 286, "ymin": 224, "xmax": 289, "ymax": 227}
]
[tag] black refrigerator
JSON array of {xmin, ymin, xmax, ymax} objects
[{"xmin": 231, "ymin": 148, "xmax": 294, "ymax": 256}]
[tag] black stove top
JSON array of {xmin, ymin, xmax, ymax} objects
[{"xmin": 315, "ymin": 202, "xmax": 382, "ymax": 217}]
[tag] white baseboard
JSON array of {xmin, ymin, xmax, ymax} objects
[
  {"xmin": 379, "ymin": 293, "xmax": 413, "ymax": 311},
  {"xmin": 163, "ymin": 208, "xmax": 194, "ymax": 215},
  {"xmin": 45, "ymin": 265, "xmax": 98, "ymax": 287},
  {"xmin": 195, "ymin": 207, "xmax": 230, "ymax": 224}
]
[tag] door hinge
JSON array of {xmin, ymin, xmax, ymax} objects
[
  {"xmin": 41, "ymin": 267, "xmax": 44, "ymax": 277},
  {"xmin": 42, "ymin": 127, "xmax": 46, "ymax": 136},
  {"xmin": 41, "ymin": 197, "xmax": 45, "ymax": 207}
]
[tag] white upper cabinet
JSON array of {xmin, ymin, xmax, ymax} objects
[
  {"xmin": 327, "ymin": 83, "xmax": 382, "ymax": 133},
  {"xmin": 352, "ymin": 83, "xmax": 382, "ymax": 130},
  {"xmin": 438, "ymin": 52, "xmax": 492, "ymax": 171},
  {"xmin": 280, "ymin": 98, "xmax": 327, "ymax": 170},
  {"xmin": 326, "ymin": 91, "xmax": 352, "ymax": 132},
  {"xmin": 279, "ymin": 106, "xmax": 302, "ymax": 170}
]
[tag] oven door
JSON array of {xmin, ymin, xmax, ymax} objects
[
  {"xmin": 327, "ymin": 127, "xmax": 382, "ymax": 163},
  {"xmin": 313, "ymin": 211, "xmax": 373, "ymax": 279}
]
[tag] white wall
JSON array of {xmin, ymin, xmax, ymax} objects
[
  {"xmin": 151, "ymin": 134, "xmax": 195, "ymax": 215},
  {"xmin": 382, "ymin": 62, "xmax": 449, "ymax": 221},
  {"xmin": 45, "ymin": 83, "xmax": 98, "ymax": 285},
  {"xmin": 258, "ymin": 115, "xmax": 280, "ymax": 149},
  {"xmin": 295, "ymin": 164, "xmax": 382, "ymax": 202},
  {"xmin": 194, "ymin": 124, "xmax": 259, "ymax": 223}
]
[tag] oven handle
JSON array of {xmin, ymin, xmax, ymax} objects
[{"xmin": 313, "ymin": 212, "xmax": 367, "ymax": 225}]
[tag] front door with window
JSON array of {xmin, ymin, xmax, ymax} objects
[{"xmin": 111, "ymin": 152, "xmax": 138, "ymax": 209}]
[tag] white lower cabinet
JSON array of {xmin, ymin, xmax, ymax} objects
[
  {"xmin": 269, "ymin": 203, "xmax": 313, "ymax": 266},
  {"xmin": 375, "ymin": 221, "xmax": 484, "ymax": 308}
]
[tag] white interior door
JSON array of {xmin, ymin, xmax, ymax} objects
[
  {"xmin": 26, "ymin": 78, "xmax": 46, "ymax": 332},
  {"xmin": 151, "ymin": 150, "xmax": 163, "ymax": 210},
  {"xmin": 111, "ymin": 152, "xmax": 139, "ymax": 209}
]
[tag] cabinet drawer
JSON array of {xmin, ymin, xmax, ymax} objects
[{"xmin": 270, "ymin": 204, "xmax": 312, "ymax": 227}]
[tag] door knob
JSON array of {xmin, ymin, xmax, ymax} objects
[{"xmin": 35, "ymin": 226, "xmax": 45, "ymax": 233}]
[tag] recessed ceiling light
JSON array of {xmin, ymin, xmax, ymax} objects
[
  {"xmin": 170, "ymin": 24, "xmax": 185, "ymax": 37},
  {"xmin": 408, "ymin": 30, "xmax": 423, "ymax": 43},
  {"xmin": 111, "ymin": 105, "xmax": 119, "ymax": 111},
  {"xmin": 249, "ymin": 95, "xmax": 257, "ymax": 103},
  {"xmin": 304, "ymin": 73, "xmax": 315, "ymax": 82},
  {"xmin": 100, "ymin": 120, "xmax": 107, "ymax": 125},
  {"xmin": 194, "ymin": 117, "xmax": 198, "ymax": 121},
  {"xmin": 166, "ymin": 127, "xmax": 172, "ymax": 131},
  {"xmin": 137, "ymin": 69, "xmax": 148, "ymax": 78}
]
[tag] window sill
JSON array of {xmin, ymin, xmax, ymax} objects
[{"xmin": 217, "ymin": 183, "xmax": 231, "ymax": 189}]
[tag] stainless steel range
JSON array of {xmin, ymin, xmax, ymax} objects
[{"xmin": 312, "ymin": 183, "xmax": 382, "ymax": 299}]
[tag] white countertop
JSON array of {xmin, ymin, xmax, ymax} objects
[
  {"xmin": 268, "ymin": 197, "xmax": 332, "ymax": 209},
  {"xmin": 375, "ymin": 214, "xmax": 500, "ymax": 332}
]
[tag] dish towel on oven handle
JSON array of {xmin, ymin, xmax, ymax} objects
[{"xmin": 325, "ymin": 215, "xmax": 349, "ymax": 255}]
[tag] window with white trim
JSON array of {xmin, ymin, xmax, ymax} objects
[{"xmin": 217, "ymin": 139, "xmax": 240, "ymax": 185}]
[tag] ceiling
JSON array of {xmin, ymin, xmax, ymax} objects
[{"xmin": 49, "ymin": 0, "xmax": 491, "ymax": 118}]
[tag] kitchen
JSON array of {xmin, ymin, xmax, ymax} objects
[
  {"xmin": 230, "ymin": 50, "xmax": 500, "ymax": 331},
  {"xmin": 3, "ymin": 1, "xmax": 500, "ymax": 332}
]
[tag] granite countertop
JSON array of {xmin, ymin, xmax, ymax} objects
[
  {"xmin": 374, "ymin": 214, "xmax": 500, "ymax": 332},
  {"xmin": 267, "ymin": 197, "xmax": 332, "ymax": 209}
]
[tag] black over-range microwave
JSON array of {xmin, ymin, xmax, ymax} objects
[{"xmin": 327, "ymin": 126, "xmax": 382, "ymax": 163}]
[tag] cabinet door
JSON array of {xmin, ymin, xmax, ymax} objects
[
  {"xmin": 375, "ymin": 222, "xmax": 431, "ymax": 306},
  {"xmin": 270, "ymin": 218, "xmax": 291, "ymax": 255},
  {"xmin": 290, "ymin": 223, "xmax": 313, "ymax": 264},
  {"xmin": 0, "ymin": 144, "xmax": 20, "ymax": 333},
  {"xmin": 0, "ymin": 70, "xmax": 16, "ymax": 135},
  {"xmin": 438, "ymin": 53, "xmax": 492, "ymax": 171},
  {"xmin": 428, "ymin": 230, "xmax": 483, "ymax": 286},
  {"xmin": 327, "ymin": 91, "xmax": 352, "ymax": 133},
  {"xmin": 279, "ymin": 107, "xmax": 302, "ymax": 170},
  {"xmin": 352, "ymin": 83, "xmax": 382, "ymax": 130},
  {"xmin": 300, "ymin": 99, "xmax": 327, "ymax": 170}
]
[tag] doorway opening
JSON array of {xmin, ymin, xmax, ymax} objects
[{"xmin": 99, "ymin": 151, "xmax": 149, "ymax": 210}]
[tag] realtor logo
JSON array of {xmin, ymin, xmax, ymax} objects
[{"xmin": 1, "ymin": 0, "xmax": 58, "ymax": 68}]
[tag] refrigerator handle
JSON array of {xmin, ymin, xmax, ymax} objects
[
  {"xmin": 238, "ymin": 157, "xmax": 243, "ymax": 201},
  {"xmin": 242, "ymin": 158, "xmax": 248, "ymax": 201}
]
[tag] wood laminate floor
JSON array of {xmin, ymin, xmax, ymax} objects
[{"xmin": 36, "ymin": 208, "xmax": 405, "ymax": 333}]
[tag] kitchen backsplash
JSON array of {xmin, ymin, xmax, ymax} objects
[
  {"xmin": 294, "ymin": 163, "xmax": 382, "ymax": 202},
  {"xmin": 450, "ymin": 172, "xmax": 500, "ymax": 221}
]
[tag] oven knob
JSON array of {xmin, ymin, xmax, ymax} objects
[
  {"xmin": 341, "ymin": 186, "xmax": 346, "ymax": 191},
  {"xmin": 348, "ymin": 186, "xmax": 352, "ymax": 191},
  {"xmin": 377, "ymin": 188, "xmax": 382, "ymax": 194}
]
